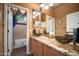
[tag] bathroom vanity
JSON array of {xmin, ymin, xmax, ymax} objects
[{"xmin": 29, "ymin": 36, "xmax": 79, "ymax": 56}]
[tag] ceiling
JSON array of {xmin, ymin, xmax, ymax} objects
[
  {"xmin": 14, "ymin": 3, "xmax": 61, "ymax": 19},
  {"xmin": 14, "ymin": 3, "xmax": 40, "ymax": 10},
  {"xmin": 14, "ymin": 3, "xmax": 61, "ymax": 10}
]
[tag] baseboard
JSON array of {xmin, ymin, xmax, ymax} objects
[{"xmin": 14, "ymin": 38, "xmax": 27, "ymax": 49}]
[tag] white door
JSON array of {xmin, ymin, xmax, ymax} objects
[{"xmin": 7, "ymin": 5, "xmax": 13, "ymax": 56}]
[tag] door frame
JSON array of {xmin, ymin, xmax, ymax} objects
[{"xmin": 4, "ymin": 3, "xmax": 30, "ymax": 56}]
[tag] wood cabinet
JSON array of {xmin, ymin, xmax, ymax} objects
[
  {"xmin": 31, "ymin": 38, "xmax": 38, "ymax": 56},
  {"xmin": 43, "ymin": 44, "xmax": 64, "ymax": 56},
  {"xmin": 30, "ymin": 37, "xmax": 64, "ymax": 56},
  {"xmin": 37, "ymin": 41, "xmax": 43, "ymax": 56},
  {"xmin": 30, "ymin": 37, "xmax": 43, "ymax": 56}
]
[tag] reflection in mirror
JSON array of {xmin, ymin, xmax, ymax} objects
[
  {"xmin": 32, "ymin": 9, "xmax": 41, "ymax": 27},
  {"xmin": 47, "ymin": 16, "xmax": 55, "ymax": 36}
]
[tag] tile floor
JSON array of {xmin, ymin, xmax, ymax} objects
[{"xmin": 11, "ymin": 46, "xmax": 32, "ymax": 56}]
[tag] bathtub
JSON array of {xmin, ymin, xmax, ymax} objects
[{"xmin": 14, "ymin": 38, "xmax": 27, "ymax": 48}]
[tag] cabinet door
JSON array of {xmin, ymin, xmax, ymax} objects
[
  {"xmin": 43, "ymin": 45, "xmax": 64, "ymax": 56},
  {"xmin": 31, "ymin": 38, "xmax": 38, "ymax": 56},
  {"xmin": 43, "ymin": 44, "xmax": 52, "ymax": 56},
  {"xmin": 37, "ymin": 41, "xmax": 43, "ymax": 56},
  {"xmin": 0, "ymin": 4, "xmax": 4, "ymax": 56}
]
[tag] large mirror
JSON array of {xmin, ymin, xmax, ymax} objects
[
  {"xmin": 32, "ymin": 10, "xmax": 46, "ymax": 28},
  {"xmin": 32, "ymin": 10, "xmax": 40, "ymax": 27}
]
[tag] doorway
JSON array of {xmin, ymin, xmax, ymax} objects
[
  {"xmin": 11, "ymin": 5, "xmax": 27, "ymax": 49},
  {"xmin": 11, "ymin": 6, "xmax": 27, "ymax": 56},
  {"xmin": 4, "ymin": 4, "xmax": 30, "ymax": 56}
]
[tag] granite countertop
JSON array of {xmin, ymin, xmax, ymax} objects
[{"xmin": 31, "ymin": 36, "xmax": 79, "ymax": 56}]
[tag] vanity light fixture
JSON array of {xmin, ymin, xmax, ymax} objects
[
  {"xmin": 33, "ymin": 11, "xmax": 37, "ymax": 16},
  {"xmin": 48, "ymin": 3, "xmax": 54, "ymax": 7},
  {"xmin": 33, "ymin": 12, "xmax": 40, "ymax": 19},
  {"xmin": 40, "ymin": 3, "xmax": 54, "ymax": 10},
  {"xmin": 43, "ymin": 5, "xmax": 49, "ymax": 10},
  {"xmin": 40, "ymin": 3, "xmax": 45, "ymax": 8},
  {"xmin": 40, "ymin": 3, "xmax": 49, "ymax": 10}
]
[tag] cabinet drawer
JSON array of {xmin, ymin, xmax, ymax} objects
[{"xmin": 37, "ymin": 41, "xmax": 43, "ymax": 56}]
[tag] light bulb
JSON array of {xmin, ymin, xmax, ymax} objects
[
  {"xmin": 33, "ymin": 11, "xmax": 37, "ymax": 15},
  {"xmin": 33, "ymin": 12, "xmax": 40, "ymax": 19},
  {"xmin": 44, "ymin": 6, "xmax": 49, "ymax": 10},
  {"xmin": 40, "ymin": 4, "xmax": 45, "ymax": 8},
  {"xmin": 49, "ymin": 3, "xmax": 54, "ymax": 7}
]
